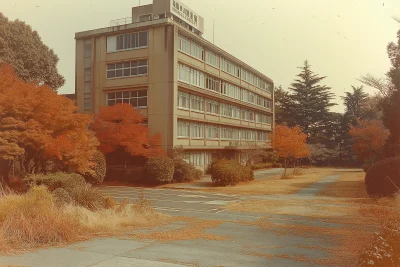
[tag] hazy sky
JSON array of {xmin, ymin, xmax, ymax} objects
[{"xmin": 1, "ymin": 0, "xmax": 399, "ymax": 113}]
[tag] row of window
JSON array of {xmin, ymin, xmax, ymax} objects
[
  {"xmin": 178, "ymin": 35, "xmax": 272, "ymax": 93},
  {"xmin": 106, "ymin": 60, "xmax": 148, "ymax": 79},
  {"xmin": 177, "ymin": 91, "xmax": 272, "ymax": 124},
  {"xmin": 178, "ymin": 64, "xmax": 273, "ymax": 110},
  {"xmin": 106, "ymin": 90, "xmax": 148, "ymax": 108},
  {"xmin": 115, "ymin": 31, "xmax": 148, "ymax": 51},
  {"xmin": 177, "ymin": 120, "xmax": 269, "ymax": 141},
  {"xmin": 183, "ymin": 152, "xmax": 214, "ymax": 167}
]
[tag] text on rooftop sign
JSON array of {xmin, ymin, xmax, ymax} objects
[{"xmin": 171, "ymin": 0, "xmax": 201, "ymax": 31}]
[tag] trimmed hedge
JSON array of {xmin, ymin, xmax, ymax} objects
[
  {"xmin": 211, "ymin": 160, "xmax": 254, "ymax": 186},
  {"xmin": 250, "ymin": 163, "xmax": 273, "ymax": 170},
  {"xmin": 144, "ymin": 156, "xmax": 174, "ymax": 184},
  {"xmin": 173, "ymin": 160, "xmax": 203, "ymax": 183},
  {"xmin": 84, "ymin": 151, "xmax": 106, "ymax": 185},
  {"xmin": 25, "ymin": 172, "xmax": 86, "ymax": 192},
  {"xmin": 365, "ymin": 157, "xmax": 400, "ymax": 197}
]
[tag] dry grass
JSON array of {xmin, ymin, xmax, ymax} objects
[
  {"xmin": 318, "ymin": 171, "xmax": 370, "ymax": 200},
  {"xmin": 128, "ymin": 217, "xmax": 227, "ymax": 242},
  {"xmin": 201, "ymin": 168, "xmax": 339, "ymax": 195},
  {"xmin": 242, "ymin": 217, "xmax": 374, "ymax": 266},
  {"xmin": 0, "ymin": 186, "xmax": 167, "ymax": 254}
]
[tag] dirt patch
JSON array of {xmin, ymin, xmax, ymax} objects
[
  {"xmin": 128, "ymin": 217, "xmax": 228, "ymax": 242},
  {"xmin": 193, "ymin": 168, "xmax": 339, "ymax": 196}
]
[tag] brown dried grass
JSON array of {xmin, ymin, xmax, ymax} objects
[
  {"xmin": 129, "ymin": 216, "xmax": 228, "ymax": 242},
  {"xmin": 202, "ymin": 168, "xmax": 338, "ymax": 195},
  {"xmin": 0, "ymin": 186, "xmax": 167, "ymax": 254}
]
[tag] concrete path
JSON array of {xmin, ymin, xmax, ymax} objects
[{"xmin": 0, "ymin": 171, "xmax": 364, "ymax": 267}]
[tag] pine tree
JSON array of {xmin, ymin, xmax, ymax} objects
[{"xmin": 288, "ymin": 61, "xmax": 336, "ymax": 143}]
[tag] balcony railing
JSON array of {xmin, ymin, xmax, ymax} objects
[{"xmin": 110, "ymin": 17, "xmax": 133, "ymax": 27}]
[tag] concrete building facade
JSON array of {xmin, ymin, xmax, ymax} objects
[{"xmin": 75, "ymin": 0, "xmax": 274, "ymax": 171}]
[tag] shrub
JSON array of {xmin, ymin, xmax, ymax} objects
[
  {"xmin": 84, "ymin": 151, "xmax": 106, "ymax": 185},
  {"xmin": 272, "ymin": 163, "xmax": 283, "ymax": 168},
  {"xmin": 250, "ymin": 163, "xmax": 273, "ymax": 170},
  {"xmin": 211, "ymin": 160, "xmax": 254, "ymax": 186},
  {"xmin": 173, "ymin": 160, "xmax": 203, "ymax": 183},
  {"xmin": 25, "ymin": 172, "xmax": 86, "ymax": 192},
  {"xmin": 52, "ymin": 188, "xmax": 73, "ymax": 206},
  {"xmin": 144, "ymin": 156, "xmax": 174, "ymax": 184},
  {"xmin": 69, "ymin": 184, "xmax": 105, "ymax": 211},
  {"xmin": 365, "ymin": 157, "xmax": 400, "ymax": 197}
]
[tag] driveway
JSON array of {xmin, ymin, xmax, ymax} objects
[{"xmin": 0, "ymin": 170, "xmax": 364, "ymax": 267}]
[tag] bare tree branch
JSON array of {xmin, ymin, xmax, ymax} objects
[{"xmin": 357, "ymin": 74, "xmax": 391, "ymax": 97}]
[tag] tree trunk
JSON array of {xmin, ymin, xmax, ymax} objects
[
  {"xmin": 0, "ymin": 159, "xmax": 11, "ymax": 184},
  {"xmin": 284, "ymin": 159, "xmax": 287, "ymax": 176}
]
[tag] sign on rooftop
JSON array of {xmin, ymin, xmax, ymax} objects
[{"xmin": 170, "ymin": 0, "xmax": 203, "ymax": 33}]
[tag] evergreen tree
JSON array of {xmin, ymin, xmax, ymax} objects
[
  {"xmin": 274, "ymin": 86, "xmax": 294, "ymax": 125},
  {"xmin": 288, "ymin": 61, "xmax": 336, "ymax": 143},
  {"xmin": 382, "ymin": 27, "xmax": 400, "ymax": 156}
]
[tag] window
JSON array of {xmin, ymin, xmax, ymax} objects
[
  {"xmin": 191, "ymin": 69, "xmax": 205, "ymax": 88},
  {"xmin": 190, "ymin": 42, "xmax": 204, "ymax": 61},
  {"xmin": 178, "ymin": 64, "xmax": 191, "ymax": 84},
  {"xmin": 257, "ymin": 131, "xmax": 268, "ymax": 141},
  {"xmin": 84, "ymin": 40, "xmax": 92, "ymax": 110},
  {"xmin": 190, "ymin": 122, "xmax": 204, "ymax": 138},
  {"xmin": 221, "ymin": 82, "xmax": 241, "ymax": 100},
  {"xmin": 221, "ymin": 127, "xmax": 240, "ymax": 140},
  {"xmin": 221, "ymin": 103, "xmax": 240, "ymax": 119},
  {"xmin": 112, "ymin": 31, "xmax": 148, "ymax": 52},
  {"xmin": 206, "ymin": 125, "xmax": 219, "ymax": 139},
  {"xmin": 107, "ymin": 90, "xmax": 148, "ymax": 108},
  {"xmin": 178, "ymin": 35, "xmax": 191, "ymax": 54},
  {"xmin": 221, "ymin": 58, "xmax": 240, "ymax": 78},
  {"xmin": 205, "ymin": 75, "xmax": 220, "ymax": 93},
  {"xmin": 188, "ymin": 153, "xmax": 204, "ymax": 166},
  {"xmin": 206, "ymin": 99, "xmax": 219, "ymax": 115},
  {"xmin": 178, "ymin": 91, "xmax": 189, "ymax": 109},
  {"xmin": 107, "ymin": 59, "xmax": 148, "ymax": 79},
  {"xmin": 177, "ymin": 120, "xmax": 190, "ymax": 137},
  {"xmin": 190, "ymin": 95, "xmax": 204, "ymax": 112},
  {"xmin": 206, "ymin": 51, "xmax": 219, "ymax": 68},
  {"xmin": 265, "ymin": 99, "xmax": 272, "ymax": 110}
]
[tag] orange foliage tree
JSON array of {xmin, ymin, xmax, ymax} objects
[
  {"xmin": 270, "ymin": 124, "xmax": 310, "ymax": 175},
  {"xmin": 0, "ymin": 64, "xmax": 99, "ymax": 183},
  {"xmin": 92, "ymin": 103, "xmax": 164, "ymax": 160},
  {"xmin": 349, "ymin": 119, "xmax": 390, "ymax": 166}
]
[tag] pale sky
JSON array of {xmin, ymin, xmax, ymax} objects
[{"xmin": 1, "ymin": 0, "xmax": 399, "ymax": 113}]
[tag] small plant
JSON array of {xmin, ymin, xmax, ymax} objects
[
  {"xmin": 173, "ymin": 160, "xmax": 203, "ymax": 183},
  {"xmin": 144, "ymin": 156, "xmax": 174, "ymax": 184},
  {"xmin": 133, "ymin": 191, "xmax": 153, "ymax": 214},
  {"xmin": 69, "ymin": 184, "xmax": 105, "ymax": 211},
  {"xmin": 250, "ymin": 163, "xmax": 273, "ymax": 170}
]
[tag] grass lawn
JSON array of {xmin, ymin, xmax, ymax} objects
[{"xmin": 318, "ymin": 171, "xmax": 370, "ymax": 199}]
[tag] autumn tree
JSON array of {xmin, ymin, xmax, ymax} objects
[
  {"xmin": 0, "ymin": 13, "xmax": 64, "ymax": 89},
  {"xmin": 349, "ymin": 120, "xmax": 390, "ymax": 167},
  {"xmin": 92, "ymin": 104, "xmax": 164, "ymax": 163},
  {"xmin": 270, "ymin": 124, "xmax": 310, "ymax": 176},
  {"xmin": 0, "ymin": 64, "xmax": 98, "ymax": 183}
]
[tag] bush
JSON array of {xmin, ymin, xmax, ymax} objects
[
  {"xmin": 52, "ymin": 188, "xmax": 73, "ymax": 206},
  {"xmin": 25, "ymin": 172, "xmax": 86, "ymax": 192},
  {"xmin": 84, "ymin": 151, "xmax": 106, "ymax": 185},
  {"xmin": 211, "ymin": 160, "xmax": 254, "ymax": 186},
  {"xmin": 250, "ymin": 163, "xmax": 272, "ymax": 170},
  {"xmin": 365, "ymin": 157, "xmax": 400, "ymax": 197},
  {"xmin": 144, "ymin": 156, "xmax": 174, "ymax": 184},
  {"xmin": 69, "ymin": 184, "xmax": 105, "ymax": 211},
  {"xmin": 173, "ymin": 160, "xmax": 203, "ymax": 183},
  {"xmin": 272, "ymin": 163, "xmax": 283, "ymax": 168}
]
